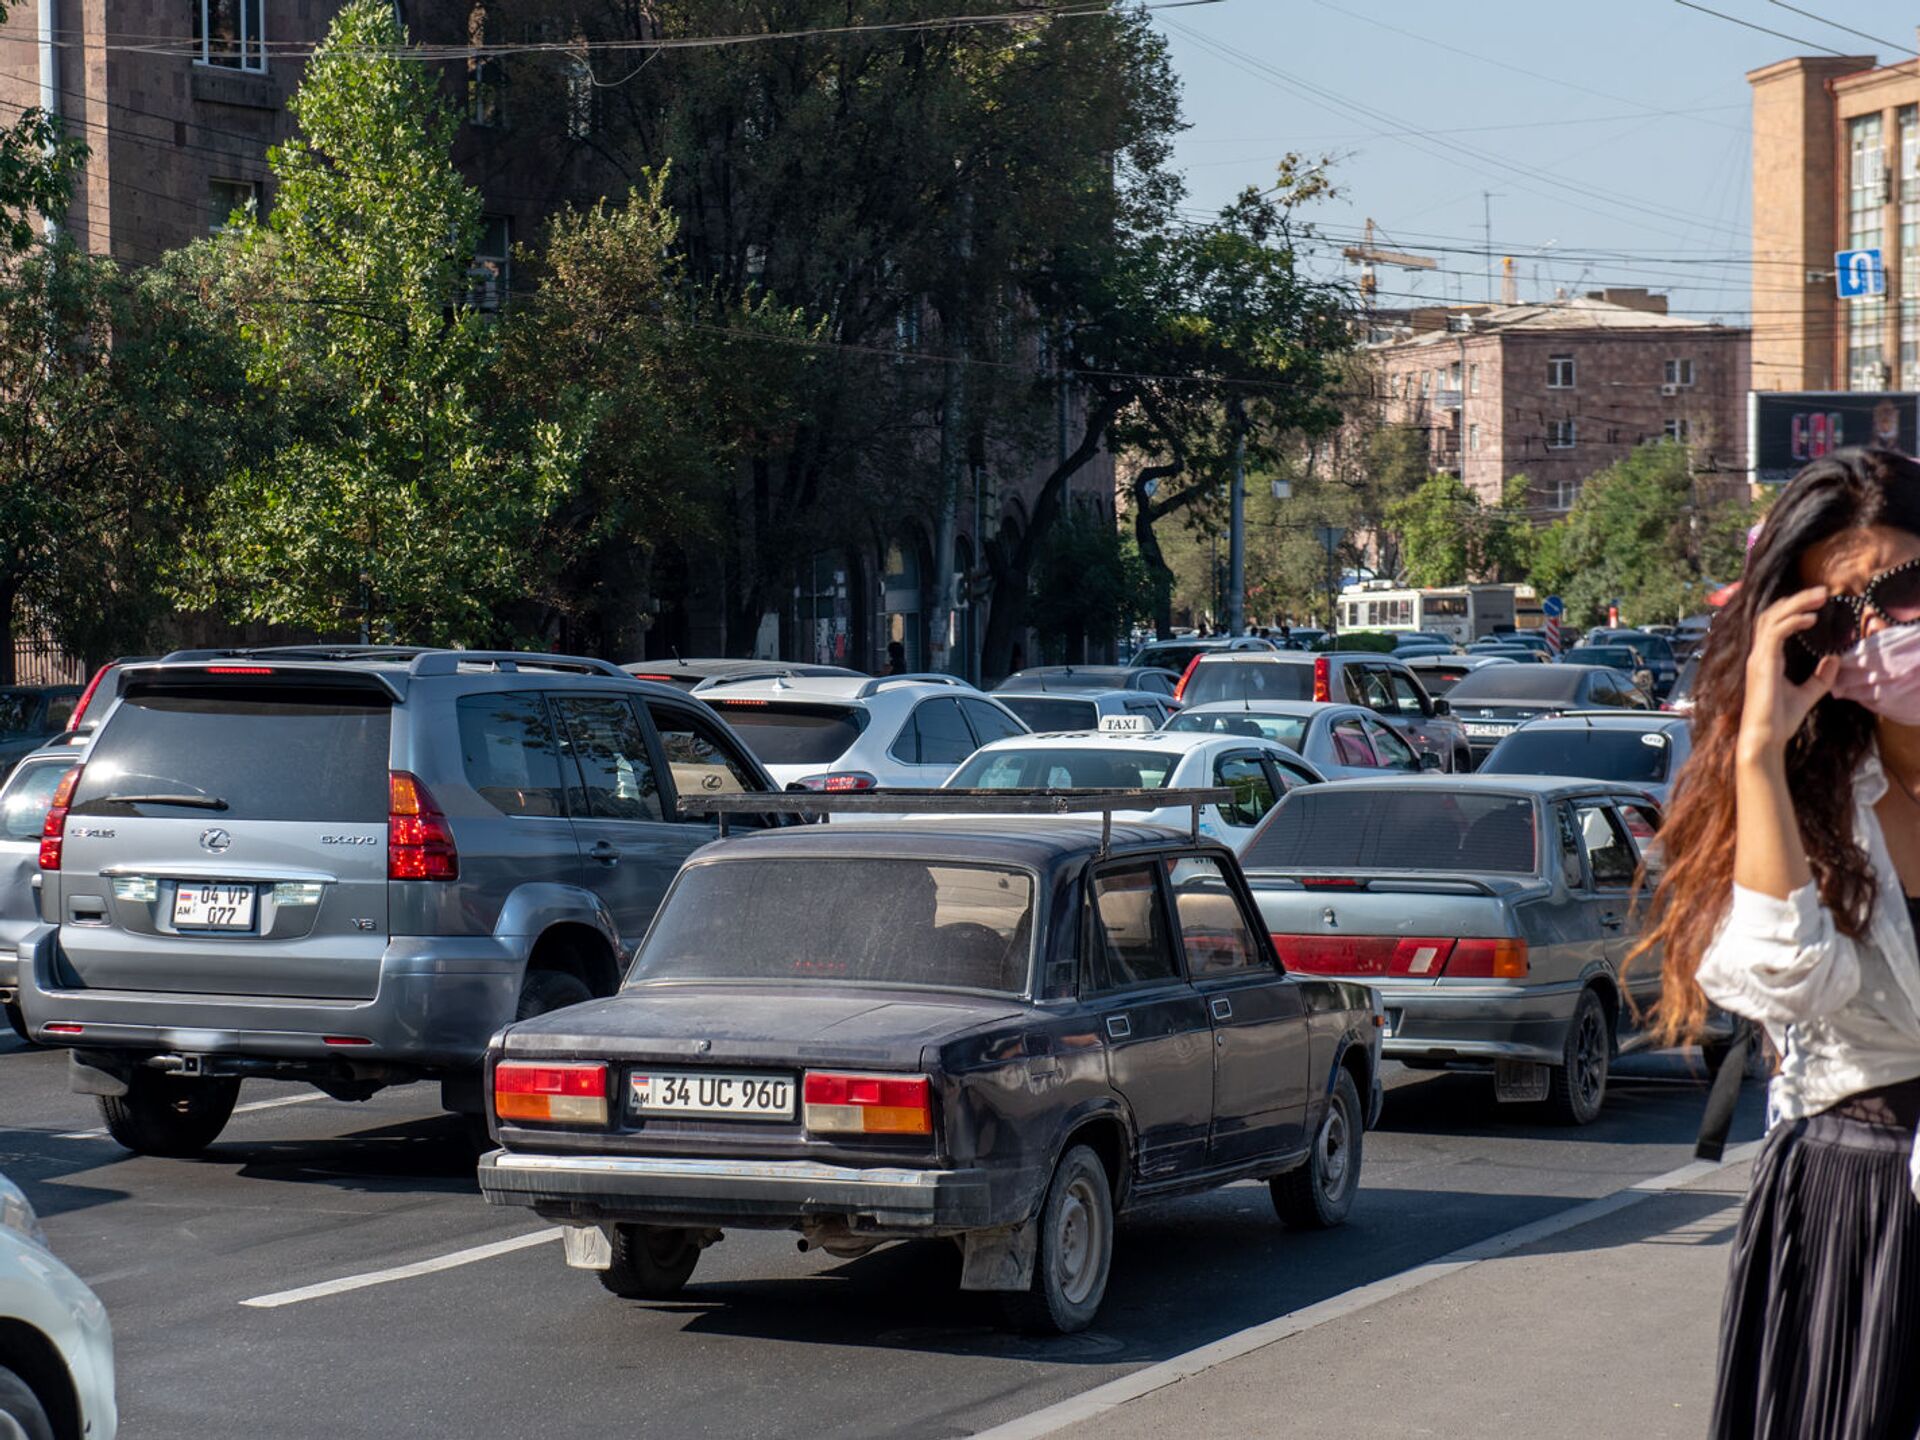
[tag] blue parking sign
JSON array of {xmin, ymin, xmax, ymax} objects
[
  {"xmin": 1542, "ymin": 595, "xmax": 1565, "ymax": 618},
  {"xmin": 1836, "ymin": 249, "xmax": 1886, "ymax": 299}
]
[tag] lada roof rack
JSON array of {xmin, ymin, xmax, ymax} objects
[{"xmin": 682, "ymin": 786, "xmax": 1234, "ymax": 850}]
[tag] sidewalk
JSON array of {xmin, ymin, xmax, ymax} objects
[{"xmin": 1051, "ymin": 1162, "xmax": 1750, "ymax": 1440}]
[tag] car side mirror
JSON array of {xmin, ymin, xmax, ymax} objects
[
  {"xmin": 1419, "ymin": 751, "xmax": 1444, "ymax": 772},
  {"xmin": 1432, "ymin": 697, "xmax": 1451, "ymax": 716}
]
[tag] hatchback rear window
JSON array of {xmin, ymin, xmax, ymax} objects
[
  {"xmin": 949, "ymin": 747, "xmax": 1178, "ymax": 790},
  {"xmin": 1481, "ymin": 728, "xmax": 1672, "ymax": 785},
  {"xmin": 1246, "ymin": 789, "xmax": 1538, "ymax": 874},
  {"xmin": 1446, "ymin": 668, "xmax": 1586, "ymax": 702},
  {"xmin": 1181, "ymin": 661, "xmax": 1314, "ymax": 706},
  {"xmin": 1, "ymin": 760, "xmax": 69, "ymax": 842},
  {"xmin": 1164, "ymin": 711, "xmax": 1308, "ymax": 751},
  {"xmin": 708, "ymin": 701, "xmax": 866, "ymax": 766},
  {"xmin": 998, "ymin": 696, "xmax": 1100, "ymax": 733},
  {"xmin": 631, "ymin": 859, "xmax": 1034, "ymax": 993},
  {"xmin": 70, "ymin": 684, "xmax": 391, "ymax": 822}
]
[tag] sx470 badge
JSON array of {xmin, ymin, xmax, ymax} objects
[{"xmin": 321, "ymin": 835, "xmax": 380, "ymax": 846}]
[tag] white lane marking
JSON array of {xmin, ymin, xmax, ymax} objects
[
  {"xmin": 240, "ymin": 1228, "xmax": 561, "ymax": 1309},
  {"xmin": 56, "ymin": 1091, "xmax": 330, "ymax": 1141},
  {"xmin": 971, "ymin": 1139, "xmax": 1764, "ymax": 1440}
]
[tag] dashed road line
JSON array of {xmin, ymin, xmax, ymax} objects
[{"xmin": 240, "ymin": 1228, "xmax": 562, "ymax": 1308}]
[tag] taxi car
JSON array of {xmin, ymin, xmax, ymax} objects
[{"xmin": 477, "ymin": 791, "xmax": 1383, "ymax": 1334}]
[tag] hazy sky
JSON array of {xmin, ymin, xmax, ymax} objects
[{"xmin": 1157, "ymin": 0, "xmax": 1920, "ymax": 322}]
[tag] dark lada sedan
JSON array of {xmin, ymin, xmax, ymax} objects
[{"xmin": 477, "ymin": 803, "xmax": 1383, "ymax": 1334}]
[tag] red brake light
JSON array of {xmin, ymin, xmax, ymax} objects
[
  {"xmin": 43, "ymin": 1022, "xmax": 83, "ymax": 1035},
  {"xmin": 205, "ymin": 665, "xmax": 275, "ymax": 675},
  {"xmin": 68, "ymin": 665, "xmax": 109, "ymax": 730},
  {"xmin": 1313, "ymin": 656, "xmax": 1331, "ymax": 703},
  {"xmin": 803, "ymin": 1071, "xmax": 932, "ymax": 1134},
  {"xmin": 629, "ymin": 673, "xmax": 674, "ymax": 682},
  {"xmin": 1270, "ymin": 934, "xmax": 1456, "ymax": 977},
  {"xmin": 793, "ymin": 772, "xmax": 877, "ymax": 792},
  {"xmin": 716, "ymin": 698, "xmax": 769, "ymax": 707},
  {"xmin": 1445, "ymin": 938, "xmax": 1530, "ymax": 979},
  {"xmin": 493, "ymin": 1060, "xmax": 609, "ymax": 1125},
  {"xmin": 1174, "ymin": 655, "xmax": 1202, "ymax": 701},
  {"xmin": 1301, "ymin": 876, "xmax": 1363, "ymax": 889},
  {"xmin": 388, "ymin": 771, "xmax": 458, "ymax": 880},
  {"xmin": 38, "ymin": 764, "xmax": 82, "ymax": 870}
]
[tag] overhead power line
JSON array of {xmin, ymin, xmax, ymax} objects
[
  {"xmin": 1764, "ymin": 1, "xmax": 1916, "ymax": 57},
  {"xmin": 1668, "ymin": 0, "xmax": 1851, "ymax": 57}
]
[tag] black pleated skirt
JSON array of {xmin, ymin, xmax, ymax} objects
[{"xmin": 1714, "ymin": 1111, "xmax": 1920, "ymax": 1440}]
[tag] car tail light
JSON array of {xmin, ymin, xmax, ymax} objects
[
  {"xmin": 1313, "ymin": 656, "xmax": 1331, "ymax": 703},
  {"xmin": 206, "ymin": 665, "xmax": 275, "ymax": 675},
  {"xmin": 792, "ymin": 772, "xmax": 877, "ymax": 792},
  {"xmin": 322, "ymin": 1036, "xmax": 373, "ymax": 1047},
  {"xmin": 68, "ymin": 665, "xmax": 111, "ymax": 730},
  {"xmin": 629, "ymin": 673, "xmax": 674, "ymax": 682},
  {"xmin": 1270, "ymin": 934, "xmax": 1457, "ymax": 977},
  {"xmin": 493, "ymin": 1060, "xmax": 609, "ymax": 1125},
  {"xmin": 803, "ymin": 1072, "xmax": 933, "ymax": 1135},
  {"xmin": 43, "ymin": 1023, "xmax": 82, "ymax": 1035},
  {"xmin": 38, "ymin": 765, "xmax": 82, "ymax": 870},
  {"xmin": 1445, "ymin": 938, "xmax": 1530, "ymax": 979},
  {"xmin": 1173, "ymin": 655, "xmax": 1203, "ymax": 701},
  {"xmin": 1301, "ymin": 876, "xmax": 1363, "ymax": 889},
  {"xmin": 716, "ymin": 698, "xmax": 769, "ymax": 707},
  {"xmin": 388, "ymin": 771, "xmax": 458, "ymax": 880}
]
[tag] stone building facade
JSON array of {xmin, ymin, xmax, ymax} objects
[{"xmin": 1371, "ymin": 292, "xmax": 1750, "ymax": 514}]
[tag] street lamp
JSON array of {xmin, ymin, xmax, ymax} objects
[{"xmin": 1315, "ymin": 525, "xmax": 1343, "ymax": 630}]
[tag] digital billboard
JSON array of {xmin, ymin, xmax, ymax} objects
[{"xmin": 1749, "ymin": 391, "xmax": 1920, "ymax": 483}]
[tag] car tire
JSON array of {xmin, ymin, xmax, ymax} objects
[
  {"xmin": 516, "ymin": 967, "xmax": 593, "ymax": 1021},
  {"xmin": 598, "ymin": 1224, "xmax": 702, "ymax": 1299},
  {"xmin": 0, "ymin": 1365, "xmax": 53, "ymax": 1440},
  {"xmin": 1001, "ymin": 1144, "xmax": 1114, "ymax": 1335},
  {"xmin": 1544, "ymin": 988, "xmax": 1610, "ymax": 1126},
  {"xmin": 1271, "ymin": 1068, "xmax": 1362, "ymax": 1229},
  {"xmin": 97, "ymin": 1069, "xmax": 241, "ymax": 1157}
]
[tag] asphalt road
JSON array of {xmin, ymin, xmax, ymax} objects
[{"xmin": 2, "ymin": 1034, "xmax": 1766, "ymax": 1440}]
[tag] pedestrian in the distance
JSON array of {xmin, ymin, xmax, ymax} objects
[
  {"xmin": 1636, "ymin": 447, "xmax": 1920, "ymax": 1438},
  {"xmin": 883, "ymin": 640, "xmax": 907, "ymax": 676}
]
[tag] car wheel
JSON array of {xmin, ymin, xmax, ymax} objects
[
  {"xmin": 1544, "ymin": 988, "xmax": 1610, "ymax": 1125},
  {"xmin": 0, "ymin": 1365, "xmax": 53, "ymax": 1440},
  {"xmin": 598, "ymin": 1224, "xmax": 702, "ymax": 1299},
  {"xmin": 97, "ymin": 1069, "xmax": 241, "ymax": 1157},
  {"xmin": 1271, "ymin": 1068, "xmax": 1362, "ymax": 1229},
  {"xmin": 516, "ymin": 967, "xmax": 593, "ymax": 1021},
  {"xmin": 1001, "ymin": 1144, "xmax": 1113, "ymax": 1335}
]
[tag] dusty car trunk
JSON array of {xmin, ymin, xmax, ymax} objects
[{"xmin": 1246, "ymin": 873, "xmax": 1548, "ymax": 981}]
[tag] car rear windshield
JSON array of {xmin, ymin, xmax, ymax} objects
[
  {"xmin": 948, "ymin": 746, "xmax": 1179, "ymax": 789},
  {"xmin": 69, "ymin": 684, "xmax": 391, "ymax": 822},
  {"xmin": 1165, "ymin": 710, "xmax": 1308, "ymax": 751},
  {"xmin": 1245, "ymin": 789, "xmax": 1538, "ymax": 874},
  {"xmin": 1410, "ymin": 668, "xmax": 1471, "ymax": 696},
  {"xmin": 1481, "ymin": 728, "xmax": 1672, "ymax": 784},
  {"xmin": 1565, "ymin": 648, "xmax": 1637, "ymax": 669},
  {"xmin": 1446, "ymin": 668, "xmax": 1586, "ymax": 702},
  {"xmin": 631, "ymin": 859, "xmax": 1035, "ymax": 993},
  {"xmin": 1, "ymin": 759, "xmax": 69, "ymax": 841},
  {"xmin": 706, "ymin": 701, "xmax": 866, "ymax": 766},
  {"xmin": 1181, "ymin": 661, "xmax": 1314, "ymax": 706},
  {"xmin": 998, "ymin": 696, "xmax": 1100, "ymax": 733},
  {"xmin": 0, "ymin": 690, "xmax": 47, "ymax": 739},
  {"xmin": 1133, "ymin": 644, "xmax": 1206, "ymax": 672}
]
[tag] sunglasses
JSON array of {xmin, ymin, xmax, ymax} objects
[{"xmin": 1799, "ymin": 556, "xmax": 1920, "ymax": 656}]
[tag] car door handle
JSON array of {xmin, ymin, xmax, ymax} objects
[
  {"xmin": 1210, "ymin": 997, "xmax": 1233, "ymax": 1020},
  {"xmin": 589, "ymin": 840, "xmax": 620, "ymax": 866},
  {"xmin": 1105, "ymin": 1015, "xmax": 1132, "ymax": 1040}
]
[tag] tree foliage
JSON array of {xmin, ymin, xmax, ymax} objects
[
  {"xmin": 1387, "ymin": 472, "xmax": 1534, "ymax": 587},
  {"xmin": 1027, "ymin": 508, "xmax": 1160, "ymax": 662}
]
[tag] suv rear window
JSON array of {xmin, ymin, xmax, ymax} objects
[
  {"xmin": 71, "ymin": 684, "xmax": 391, "ymax": 822},
  {"xmin": 1481, "ymin": 728, "xmax": 1672, "ymax": 784},
  {"xmin": 1246, "ymin": 789, "xmax": 1538, "ymax": 874},
  {"xmin": 1181, "ymin": 661, "xmax": 1313, "ymax": 706},
  {"xmin": 998, "ymin": 696, "xmax": 1099, "ymax": 733},
  {"xmin": 631, "ymin": 859, "xmax": 1034, "ymax": 993},
  {"xmin": 708, "ymin": 701, "xmax": 866, "ymax": 766}
]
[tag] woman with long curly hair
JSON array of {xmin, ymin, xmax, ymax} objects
[{"xmin": 1637, "ymin": 447, "xmax": 1920, "ymax": 1437}]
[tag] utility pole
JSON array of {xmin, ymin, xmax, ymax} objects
[
  {"xmin": 1227, "ymin": 397, "xmax": 1246, "ymax": 635},
  {"xmin": 1482, "ymin": 193, "xmax": 1502, "ymax": 302},
  {"xmin": 37, "ymin": 0, "xmax": 58, "ymax": 241}
]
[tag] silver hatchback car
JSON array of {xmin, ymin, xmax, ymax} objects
[{"xmin": 1240, "ymin": 776, "xmax": 1731, "ymax": 1124}]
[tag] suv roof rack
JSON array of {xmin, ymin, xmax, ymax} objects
[
  {"xmin": 853, "ymin": 674, "xmax": 973, "ymax": 698},
  {"xmin": 682, "ymin": 786, "xmax": 1234, "ymax": 851},
  {"xmin": 161, "ymin": 645, "xmax": 441, "ymax": 664},
  {"xmin": 407, "ymin": 651, "xmax": 629, "ymax": 679}
]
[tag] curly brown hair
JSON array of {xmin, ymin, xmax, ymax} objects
[{"xmin": 1631, "ymin": 447, "xmax": 1920, "ymax": 1045}]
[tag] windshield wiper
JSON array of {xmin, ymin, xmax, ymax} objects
[{"xmin": 97, "ymin": 792, "xmax": 229, "ymax": 810}]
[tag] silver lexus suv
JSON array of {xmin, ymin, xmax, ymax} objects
[{"xmin": 14, "ymin": 646, "xmax": 783, "ymax": 1156}]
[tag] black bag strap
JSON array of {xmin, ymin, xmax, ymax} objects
[{"xmin": 1695, "ymin": 1021, "xmax": 1752, "ymax": 1162}]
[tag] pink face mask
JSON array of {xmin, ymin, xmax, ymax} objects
[{"xmin": 1831, "ymin": 623, "xmax": 1920, "ymax": 726}]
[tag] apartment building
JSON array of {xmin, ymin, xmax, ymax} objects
[{"xmin": 1372, "ymin": 291, "xmax": 1750, "ymax": 514}]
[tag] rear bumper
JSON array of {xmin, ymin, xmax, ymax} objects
[
  {"xmin": 478, "ymin": 1150, "xmax": 1016, "ymax": 1233},
  {"xmin": 1380, "ymin": 980, "xmax": 1582, "ymax": 1066},
  {"xmin": 14, "ymin": 926, "xmax": 524, "ymax": 1073}
]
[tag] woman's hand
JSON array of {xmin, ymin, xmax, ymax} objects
[{"xmin": 1739, "ymin": 586, "xmax": 1839, "ymax": 766}]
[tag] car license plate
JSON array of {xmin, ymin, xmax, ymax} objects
[
  {"xmin": 1464, "ymin": 722, "xmax": 1511, "ymax": 738},
  {"xmin": 173, "ymin": 883, "xmax": 255, "ymax": 930},
  {"xmin": 629, "ymin": 1070, "xmax": 794, "ymax": 1119}
]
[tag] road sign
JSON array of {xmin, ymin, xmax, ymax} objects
[
  {"xmin": 1836, "ymin": 248, "xmax": 1886, "ymax": 299},
  {"xmin": 1542, "ymin": 595, "xmax": 1564, "ymax": 655}
]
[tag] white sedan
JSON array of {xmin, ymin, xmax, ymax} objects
[
  {"xmin": 1163, "ymin": 700, "xmax": 1440, "ymax": 780},
  {"xmin": 0, "ymin": 1170, "xmax": 115, "ymax": 1439},
  {"xmin": 942, "ymin": 724, "xmax": 1324, "ymax": 853}
]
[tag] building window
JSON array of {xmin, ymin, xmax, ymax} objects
[
  {"xmin": 565, "ymin": 57, "xmax": 595, "ymax": 138},
  {"xmin": 1663, "ymin": 418, "xmax": 1691, "ymax": 443},
  {"xmin": 207, "ymin": 177, "xmax": 259, "ymax": 233},
  {"xmin": 194, "ymin": 0, "xmax": 266, "ymax": 73},
  {"xmin": 1850, "ymin": 112, "xmax": 1888, "ymax": 391},
  {"xmin": 1663, "ymin": 358, "xmax": 1694, "ymax": 387},
  {"xmin": 469, "ymin": 57, "xmax": 504, "ymax": 128},
  {"xmin": 1419, "ymin": 370, "xmax": 1430, "ymax": 397},
  {"xmin": 1555, "ymin": 479, "xmax": 1582, "ymax": 510},
  {"xmin": 1546, "ymin": 418, "xmax": 1576, "ymax": 450},
  {"xmin": 1468, "ymin": 363, "xmax": 1480, "ymax": 395},
  {"xmin": 1447, "ymin": 361, "xmax": 1461, "ymax": 387},
  {"xmin": 468, "ymin": 215, "xmax": 510, "ymax": 310},
  {"xmin": 1468, "ymin": 423, "xmax": 1481, "ymax": 453},
  {"xmin": 1546, "ymin": 354, "xmax": 1575, "ymax": 388}
]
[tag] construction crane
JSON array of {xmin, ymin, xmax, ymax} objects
[{"xmin": 1341, "ymin": 218, "xmax": 1438, "ymax": 298}]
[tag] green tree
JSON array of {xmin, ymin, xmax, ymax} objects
[
  {"xmin": 183, "ymin": 0, "xmax": 571, "ymax": 643},
  {"xmin": 1387, "ymin": 475, "xmax": 1475, "ymax": 587},
  {"xmin": 1027, "ymin": 509, "xmax": 1160, "ymax": 663}
]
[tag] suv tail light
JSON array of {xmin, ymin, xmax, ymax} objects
[
  {"xmin": 1174, "ymin": 655, "xmax": 1202, "ymax": 701},
  {"xmin": 68, "ymin": 667, "xmax": 110, "ymax": 731},
  {"xmin": 1313, "ymin": 656, "xmax": 1331, "ymax": 703},
  {"xmin": 1445, "ymin": 938, "xmax": 1530, "ymax": 979},
  {"xmin": 494, "ymin": 1060, "xmax": 609, "ymax": 1124},
  {"xmin": 38, "ymin": 765, "xmax": 82, "ymax": 871},
  {"xmin": 803, "ymin": 1072, "xmax": 932, "ymax": 1135},
  {"xmin": 792, "ymin": 772, "xmax": 877, "ymax": 792},
  {"xmin": 388, "ymin": 771, "xmax": 458, "ymax": 880}
]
